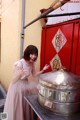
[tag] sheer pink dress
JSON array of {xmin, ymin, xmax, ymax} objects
[{"xmin": 4, "ymin": 58, "xmax": 38, "ymax": 120}]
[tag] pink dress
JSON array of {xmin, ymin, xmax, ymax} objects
[{"xmin": 4, "ymin": 59, "xmax": 38, "ymax": 120}]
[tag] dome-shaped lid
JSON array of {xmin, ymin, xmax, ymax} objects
[{"xmin": 39, "ymin": 69, "xmax": 80, "ymax": 90}]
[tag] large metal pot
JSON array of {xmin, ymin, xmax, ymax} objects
[{"xmin": 38, "ymin": 69, "xmax": 80, "ymax": 116}]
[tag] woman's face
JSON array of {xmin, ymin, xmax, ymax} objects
[{"xmin": 29, "ymin": 54, "xmax": 37, "ymax": 63}]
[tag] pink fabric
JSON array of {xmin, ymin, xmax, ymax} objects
[{"xmin": 4, "ymin": 59, "xmax": 38, "ymax": 120}]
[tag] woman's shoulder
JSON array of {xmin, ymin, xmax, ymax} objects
[{"xmin": 13, "ymin": 59, "xmax": 23, "ymax": 68}]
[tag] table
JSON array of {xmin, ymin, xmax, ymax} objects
[{"xmin": 24, "ymin": 95, "xmax": 80, "ymax": 120}]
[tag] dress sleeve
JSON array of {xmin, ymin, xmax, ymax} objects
[{"xmin": 12, "ymin": 61, "xmax": 24, "ymax": 82}]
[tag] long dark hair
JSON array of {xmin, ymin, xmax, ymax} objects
[{"xmin": 23, "ymin": 45, "xmax": 38, "ymax": 61}]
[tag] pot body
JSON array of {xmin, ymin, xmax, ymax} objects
[
  {"xmin": 38, "ymin": 70, "xmax": 80, "ymax": 115},
  {"xmin": 38, "ymin": 94, "xmax": 80, "ymax": 115}
]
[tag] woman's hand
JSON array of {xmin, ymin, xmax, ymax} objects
[
  {"xmin": 32, "ymin": 64, "xmax": 50, "ymax": 77},
  {"xmin": 42, "ymin": 64, "xmax": 50, "ymax": 71}
]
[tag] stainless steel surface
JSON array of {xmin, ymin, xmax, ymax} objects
[
  {"xmin": 38, "ymin": 69, "xmax": 80, "ymax": 115},
  {"xmin": 38, "ymin": 94, "xmax": 80, "ymax": 116},
  {"xmin": 38, "ymin": 84, "xmax": 80, "ymax": 102},
  {"xmin": 24, "ymin": 95, "xmax": 80, "ymax": 120}
]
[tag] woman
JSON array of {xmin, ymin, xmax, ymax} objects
[{"xmin": 4, "ymin": 45, "xmax": 49, "ymax": 120}]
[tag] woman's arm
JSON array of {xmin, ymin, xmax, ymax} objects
[
  {"xmin": 12, "ymin": 60, "xmax": 30, "ymax": 83},
  {"xmin": 12, "ymin": 66, "xmax": 23, "ymax": 83},
  {"xmin": 32, "ymin": 63, "xmax": 50, "ymax": 77}
]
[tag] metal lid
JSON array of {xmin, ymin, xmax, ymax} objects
[{"xmin": 39, "ymin": 69, "xmax": 80, "ymax": 90}]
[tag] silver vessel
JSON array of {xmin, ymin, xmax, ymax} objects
[{"xmin": 38, "ymin": 69, "xmax": 80, "ymax": 115}]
